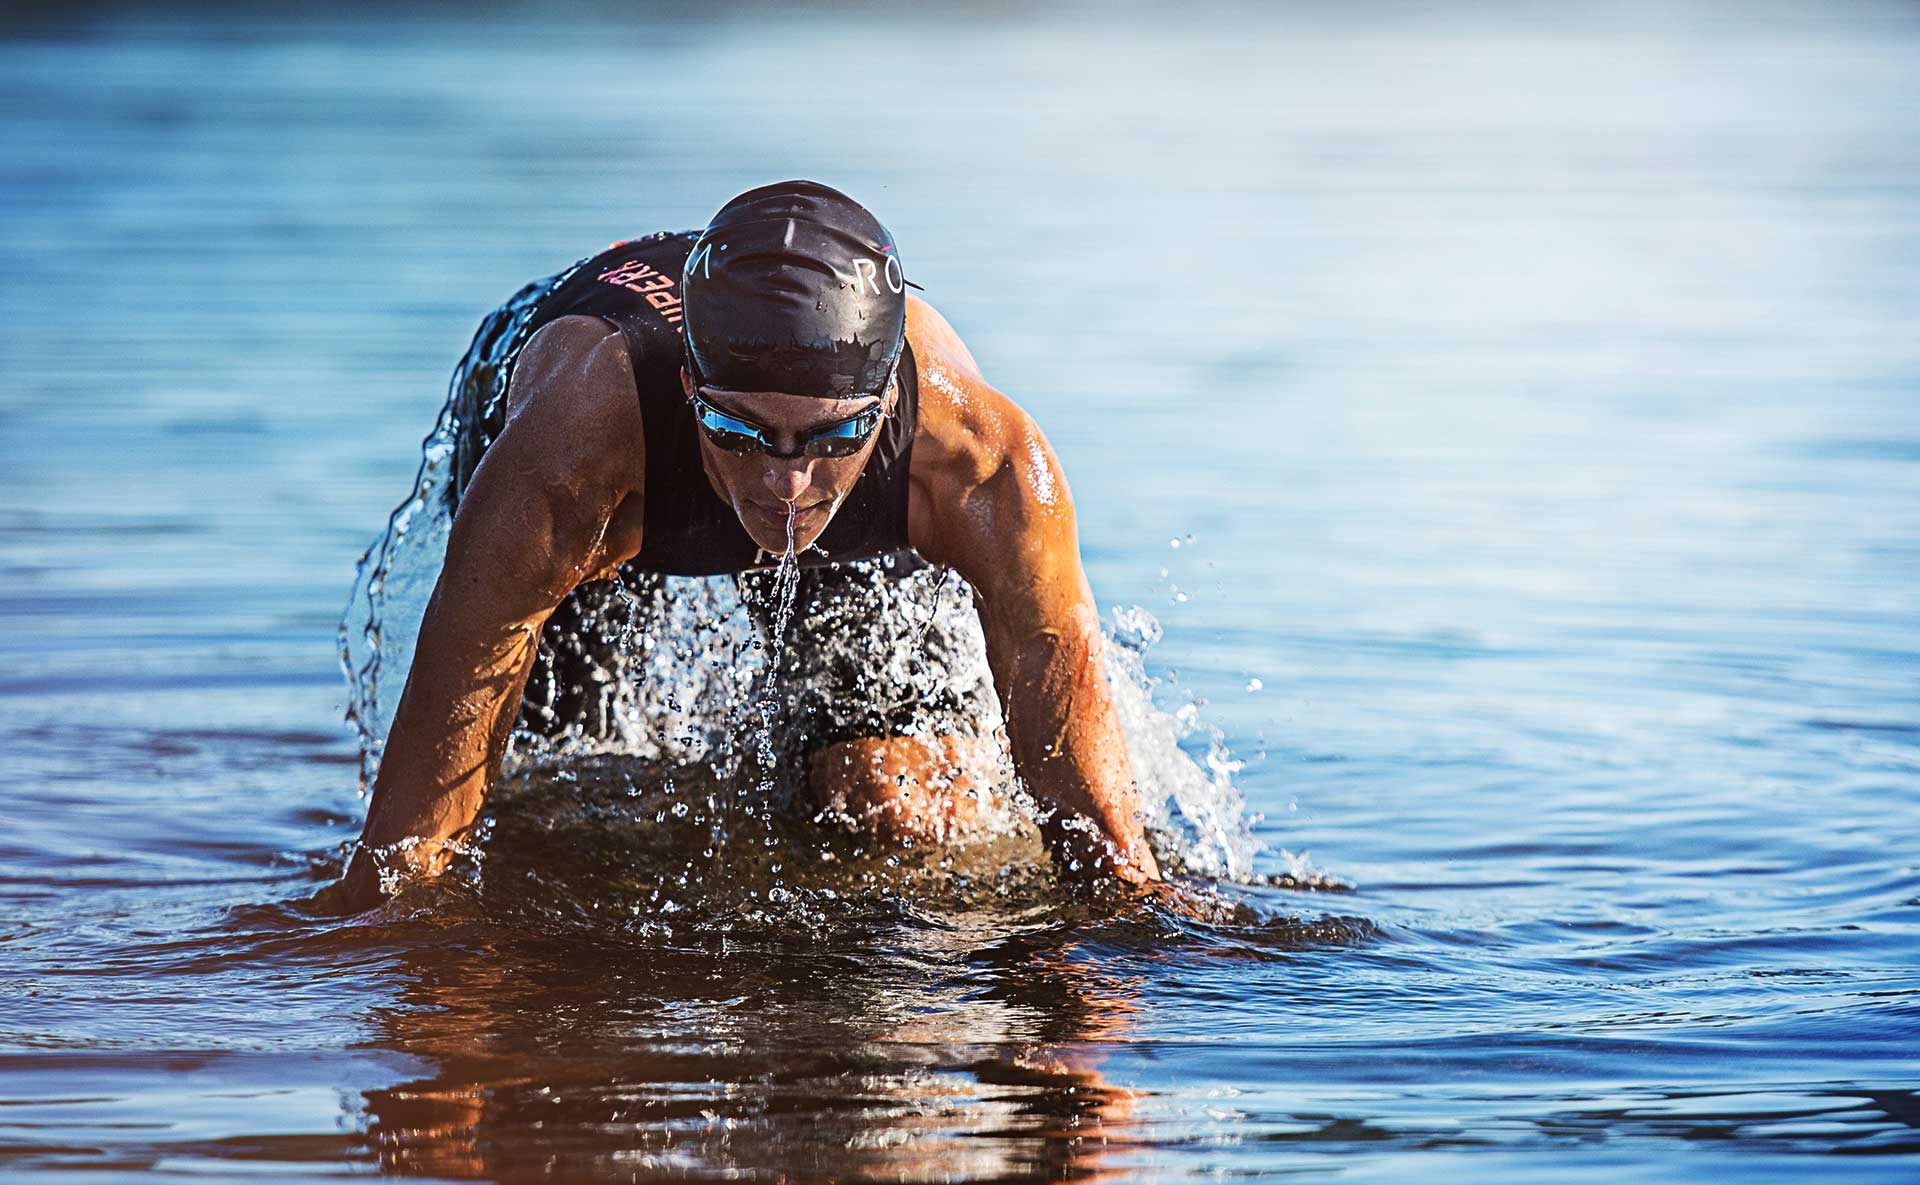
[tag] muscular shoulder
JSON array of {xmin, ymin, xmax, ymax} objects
[
  {"xmin": 908, "ymin": 299, "xmax": 1028, "ymax": 485},
  {"xmin": 905, "ymin": 298, "xmax": 1074, "ymax": 567},
  {"xmin": 493, "ymin": 315, "xmax": 646, "ymax": 493},
  {"xmin": 509, "ymin": 316, "xmax": 634, "ymax": 417}
]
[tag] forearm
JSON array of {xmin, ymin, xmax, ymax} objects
[
  {"xmin": 994, "ymin": 603, "xmax": 1160, "ymax": 882},
  {"xmin": 358, "ymin": 607, "xmax": 543, "ymax": 855},
  {"xmin": 346, "ymin": 495, "xmax": 589, "ymax": 893},
  {"xmin": 325, "ymin": 602, "xmax": 541, "ymax": 913}
]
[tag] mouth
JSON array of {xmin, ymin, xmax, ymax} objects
[{"xmin": 744, "ymin": 500, "xmax": 828, "ymax": 533}]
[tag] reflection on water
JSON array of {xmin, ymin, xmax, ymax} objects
[
  {"xmin": 341, "ymin": 767, "xmax": 1365, "ymax": 1181},
  {"xmin": 356, "ymin": 899, "xmax": 1155, "ymax": 1179},
  {"xmin": 278, "ymin": 748, "xmax": 1352, "ymax": 1179},
  {"xmin": 3, "ymin": 1, "xmax": 1919, "ymax": 1180}
]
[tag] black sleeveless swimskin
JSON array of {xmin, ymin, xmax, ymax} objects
[{"xmin": 448, "ymin": 231, "xmax": 918, "ymax": 576}]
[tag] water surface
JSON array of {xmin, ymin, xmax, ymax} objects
[{"xmin": 2, "ymin": 2, "xmax": 1917, "ymax": 1180}]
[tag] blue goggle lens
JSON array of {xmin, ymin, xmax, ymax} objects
[{"xmin": 694, "ymin": 399, "xmax": 882, "ymax": 459}]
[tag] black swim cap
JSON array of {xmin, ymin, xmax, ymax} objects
[{"xmin": 682, "ymin": 180, "xmax": 908, "ymax": 399}]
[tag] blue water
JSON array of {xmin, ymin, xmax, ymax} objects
[{"xmin": 2, "ymin": 2, "xmax": 1917, "ymax": 1180}]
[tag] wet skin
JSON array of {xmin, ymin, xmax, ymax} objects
[{"xmin": 328, "ymin": 297, "xmax": 1160, "ymax": 910}]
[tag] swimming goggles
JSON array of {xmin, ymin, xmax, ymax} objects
[
  {"xmin": 690, "ymin": 393, "xmax": 884, "ymax": 459},
  {"xmin": 685, "ymin": 352, "xmax": 896, "ymax": 460}
]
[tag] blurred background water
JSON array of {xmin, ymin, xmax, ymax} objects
[{"xmin": 2, "ymin": 1, "xmax": 1917, "ymax": 1180}]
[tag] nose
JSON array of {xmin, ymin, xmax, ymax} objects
[{"xmin": 761, "ymin": 461, "xmax": 811, "ymax": 504}]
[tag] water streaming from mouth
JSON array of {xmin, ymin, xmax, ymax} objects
[
  {"xmin": 714, "ymin": 503, "xmax": 805, "ymax": 884},
  {"xmin": 750, "ymin": 504, "xmax": 802, "ymax": 777}
]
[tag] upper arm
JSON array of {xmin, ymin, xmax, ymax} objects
[
  {"xmin": 450, "ymin": 315, "xmax": 648, "ymax": 613},
  {"xmin": 907, "ymin": 307, "xmax": 1093, "ymax": 634}
]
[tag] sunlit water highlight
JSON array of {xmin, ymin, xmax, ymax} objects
[{"xmin": 2, "ymin": 3, "xmax": 1917, "ymax": 1181}]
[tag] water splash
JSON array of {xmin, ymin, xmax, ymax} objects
[
  {"xmin": 338, "ymin": 412, "xmax": 457, "ymax": 796},
  {"xmin": 1104, "ymin": 605, "xmax": 1261, "ymax": 881},
  {"xmin": 341, "ymin": 423, "xmax": 1266, "ymax": 892}
]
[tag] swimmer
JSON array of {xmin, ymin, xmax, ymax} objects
[{"xmin": 326, "ymin": 181, "xmax": 1160, "ymax": 911}]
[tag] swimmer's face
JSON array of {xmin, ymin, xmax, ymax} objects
[{"xmin": 680, "ymin": 368, "xmax": 893, "ymax": 556}]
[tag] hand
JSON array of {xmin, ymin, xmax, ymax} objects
[
  {"xmin": 1045, "ymin": 810, "xmax": 1161, "ymax": 886},
  {"xmin": 299, "ymin": 847, "xmax": 386, "ymax": 917},
  {"xmin": 297, "ymin": 832, "xmax": 463, "ymax": 917}
]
